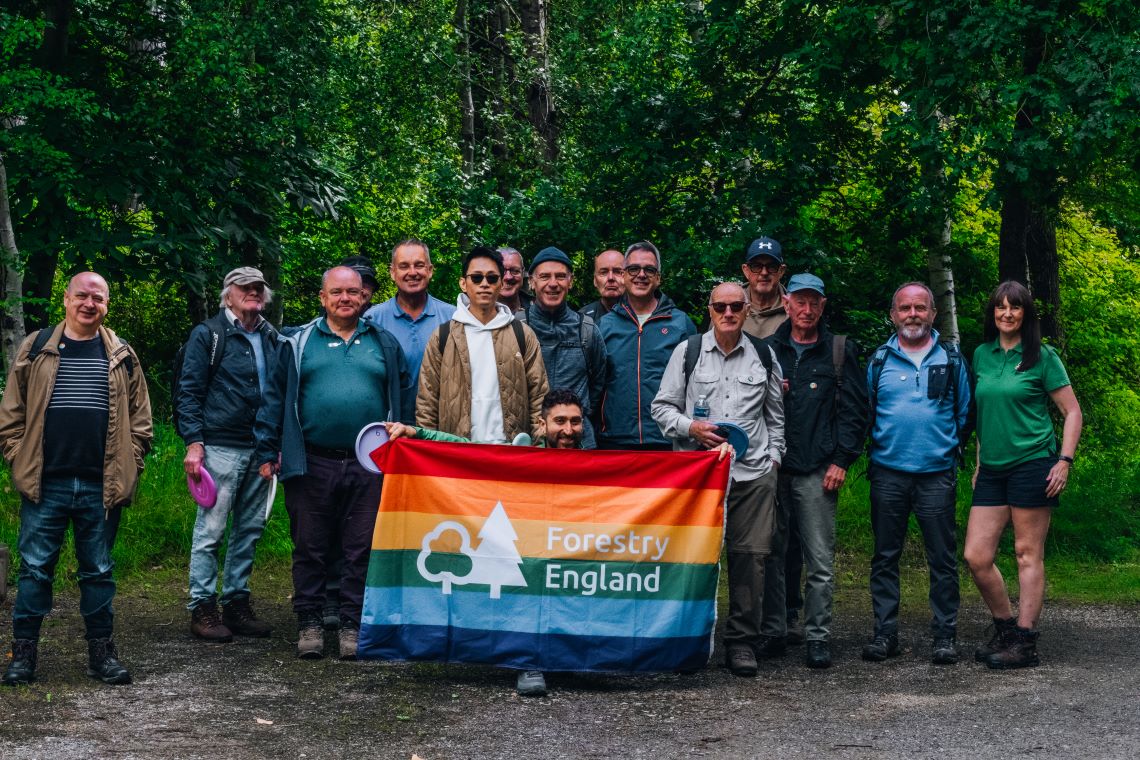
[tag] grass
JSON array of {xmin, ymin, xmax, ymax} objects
[{"xmin": 1, "ymin": 423, "xmax": 1137, "ymax": 605}]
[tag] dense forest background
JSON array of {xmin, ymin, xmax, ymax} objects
[{"xmin": 1, "ymin": 1, "xmax": 1137, "ymax": 499}]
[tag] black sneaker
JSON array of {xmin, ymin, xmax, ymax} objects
[
  {"xmin": 931, "ymin": 636, "xmax": 959, "ymax": 665},
  {"xmin": 87, "ymin": 638, "xmax": 132, "ymax": 685},
  {"xmin": 2, "ymin": 639, "xmax": 37, "ymax": 686},
  {"xmin": 804, "ymin": 640, "xmax": 831, "ymax": 669},
  {"xmin": 861, "ymin": 633, "xmax": 900, "ymax": 662},
  {"xmin": 974, "ymin": 617, "xmax": 1017, "ymax": 663}
]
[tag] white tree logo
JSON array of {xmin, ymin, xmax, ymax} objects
[{"xmin": 416, "ymin": 501, "xmax": 527, "ymax": 598}]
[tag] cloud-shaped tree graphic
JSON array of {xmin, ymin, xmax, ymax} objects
[{"xmin": 416, "ymin": 521, "xmax": 476, "ymax": 594}]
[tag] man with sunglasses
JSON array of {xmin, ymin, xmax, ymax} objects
[
  {"xmin": 417, "ymin": 247, "xmax": 549, "ymax": 443},
  {"xmin": 759, "ymin": 274, "xmax": 868, "ymax": 669},
  {"xmin": 597, "ymin": 241, "xmax": 696, "ymax": 450},
  {"xmin": 518, "ymin": 247, "xmax": 607, "ymax": 448},
  {"xmin": 742, "ymin": 237, "xmax": 788, "ymax": 340},
  {"xmin": 652, "ymin": 281, "xmax": 785, "ymax": 677}
]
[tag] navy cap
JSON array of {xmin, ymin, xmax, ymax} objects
[
  {"xmin": 786, "ymin": 273, "xmax": 826, "ymax": 297},
  {"xmin": 746, "ymin": 237, "xmax": 784, "ymax": 264},
  {"xmin": 340, "ymin": 255, "xmax": 378, "ymax": 290},
  {"xmin": 529, "ymin": 246, "xmax": 573, "ymax": 274}
]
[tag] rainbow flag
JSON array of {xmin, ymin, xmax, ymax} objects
[{"xmin": 358, "ymin": 439, "xmax": 730, "ymax": 673}]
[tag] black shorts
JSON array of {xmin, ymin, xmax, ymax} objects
[{"xmin": 972, "ymin": 456, "xmax": 1059, "ymax": 508}]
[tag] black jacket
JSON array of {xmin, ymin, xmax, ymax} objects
[
  {"xmin": 175, "ymin": 311, "xmax": 281, "ymax": 448},
  {"xmin": 764, "ymin": 320, "xmax": 868, "ymax": 474}
]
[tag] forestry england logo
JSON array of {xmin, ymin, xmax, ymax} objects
[{"xmin": 416, "ymin": 502, "xmax": 527, "ymax": 599}]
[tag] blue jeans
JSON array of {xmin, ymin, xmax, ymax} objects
[
  {"xmin": 187, "ymin": 445, "xmax": 270, "ymax": 609},
  {"xmin": 13, "ymin": 477, "xmax": 115, "ymax": 640},
  {"xmin": 869, "ymin": 464, "xmax": 960, "ymax": 638}
]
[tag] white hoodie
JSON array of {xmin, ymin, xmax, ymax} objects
[{"xmin": 453, "ymin": 294, "xmax": 516, "ymax": 443}]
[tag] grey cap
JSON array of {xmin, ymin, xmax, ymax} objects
[
  {"xmin": 223, "ymin": 266, "xmax": 267, "ymax": 288},
  {"xmin": 786, "ymin": 273, "xmax": 825, "ymax": 296}
]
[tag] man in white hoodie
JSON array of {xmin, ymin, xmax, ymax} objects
[{"xmin": 416, "ymin": 247, "xmax": 549, "ymax": 444}]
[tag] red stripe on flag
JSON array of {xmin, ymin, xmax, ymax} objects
[{"xmin": 371, "ymin": 438, "xmax": 731, "ymax": 492}]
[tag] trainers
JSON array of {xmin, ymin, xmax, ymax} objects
[
  {"xmin": 339, "ymin": 627, "xmax": 359, "ymax": 660},
  {"xmin": 222, "ymin": 597, "xmax": 273, "ymax": 638},
  {"xmin": 2, "ymin": 639, "xmax": 38, "ymax": 686},
  {"xmin": 974, "ymin": 617, "xmax": 1017, "ymax": 663},
  {"xmin": 297, "ymin": 616, "xmax": 325, "ymax": 660},
  {"xmin": 753, "ymin": 635, "xmax": 786, "ymax": 659},
  {"xmin": 804, "ymin": 640, "xmax": 831, "ymax": 669},
  {"xmin": 785, "ymin": 610, "xmax": 805, "ymax": 646},
  {"xmin": 861, "ymin": 633, "xmax": 900, "ymax": 662},
  {"xmin": 190, "ymin": 601, "xmax": 234, "ymax": 643},
  {"xmin": 87, "ymin": 638, "xmax": 132, "ymax": 685},
  {"xmin": 984, "ymin": 626, "xmax": 1040, "ymax": 670},
  {"xmin": 932, "ymin": 636, "xmax": 959, "ymax": 665},
  {"xmin": 725, "ymin": 645, "xmax": 759, "ymax": 677},
  {"xmin": 516, "ymin": 670, "xmax": 547, "ymax": 696}
]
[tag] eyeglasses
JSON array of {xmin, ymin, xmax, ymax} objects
[
  {"xmin": 533, "ymin": 272, "xmax": 571, "ymax": 284},
  {"xmin": 624, "ymin": 265, "xmax": 659, "ymax": 277},
  {"xmin": 394, "ymin": 262, "xmax": 430, "ymax": 272},
  {"xmin": 465, "ymin": 272, "xmax": 501, "ymax": 285},
  {"xmin": 747, "ymin": 261, "xmax": 783, "ymax": 274},
  {"xmin": 503, "ymin": 267, "xmax": 524, "ymax": 277},
  {"xmin": 709, "ymin": 301, "xmax": 747, "ymax": 314}
]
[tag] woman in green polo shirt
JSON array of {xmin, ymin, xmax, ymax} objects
[{"xmin": 963, "ymin": 281, "xmax": 1083, "ymax": 670}]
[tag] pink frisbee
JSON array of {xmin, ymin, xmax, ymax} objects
[{"xmin": 187, "ymin": 467, "xmax": 218, "ymax": 509}]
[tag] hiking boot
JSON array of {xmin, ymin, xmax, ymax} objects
[
  {"xmin": 984, "ymin": 626, "xmax": 1040, "ymax": 670},
  {"xmin": 222, "ymin": 597, "xmax": 273, "ymax": 638},
  {"xmin": 861, "ymin": 633, "xmax": 900, "ymax": 662},
  {"xmin": 190, "ymin": 601, "xmax": 234, "ymax": 643},
  {"xmin": 804, "ymin": 640, "xmax": 832, "ymax": 669},
  {"xmin": 725, "ymin": 645, "xmax": 759, "ymax": 677},
  {"xmin": 2, "ymin": 639, "xmax": 37, "ymax": 686},
  {"xmin": 339, "ymin": 626, "xmax": 359, "ymax": 661},
  {"xmin": 785, "ymin": 610, "xmax": 805, "ymax": 646},
  {"xmin": 322, "ymin": 601, "xmax": 340, "ymax": 631},
  {"xmin": 974, "ymin": 617, "xmax": 1017, "ymax": 663},
  {"xmin": 516, "ymin": 670, "xmax": 547, "ymax": 696},
  {"xmin": 297, "ymin": 616, "xmax": 325, "ymax": 660},
  {"xmin": 932, "ymin": 636, "xmax": 960, "ymax": 665},
  {"xmin": 753, "ymin": 635, "xmax": 786, "ymax": 659},
  {"xmin": 87, "ymin": 638, "xmax": 132, "ymax": 685}
]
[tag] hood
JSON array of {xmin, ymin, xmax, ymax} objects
[{"xmin": 454, "ymin": 293, "xmax": 515, "ymax": 331}]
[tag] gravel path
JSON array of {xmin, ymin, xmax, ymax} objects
[{"xmin": 1, "ymin": 568, "xmax": 1137, "ymax": 759}]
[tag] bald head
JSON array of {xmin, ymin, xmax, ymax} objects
[
  {"xmin": 63, "ymin": 272, "xmax": 110, "ymax": 339},
  {"xmin": 708, "ymin": 281, "xmax": 748, "ymax": 344}
]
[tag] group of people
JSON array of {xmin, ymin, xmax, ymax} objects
[{"xmin": 0, "ymin": 236, "xmax": 1081, "ymax": 698}]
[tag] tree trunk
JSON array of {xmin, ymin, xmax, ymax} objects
[
  {"xmin": 456, "ymin": 0, "xmax": 476, "ymax": 181},
  {"xmin": 926, "ymin": 214, "xmax": 960, "ymax": 346},
  {"xmin": 519, "ymin": 0, "xmax": 557, "ymax": 165},
  {"xmin": 998, "ymin": 192, "xmax": 1061, "ymax": 340},
  {"xmin": 0, "ymin": 154, "xmax": 27, "ymax": 375}
]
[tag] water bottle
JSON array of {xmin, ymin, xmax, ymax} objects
[{"xmin": 693, "ymin": 394, "xmax": 710, "ymax": 421}]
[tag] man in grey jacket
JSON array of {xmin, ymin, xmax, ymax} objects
[{"xmin": 519, "ymin": 247, "xmax": 607, "ymax": 448}]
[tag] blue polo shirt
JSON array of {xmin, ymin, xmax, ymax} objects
[{"xmin": 364, "ymin": 294, "xmax": 455, "ymax": 389}]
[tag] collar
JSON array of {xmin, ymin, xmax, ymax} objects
[
  {"xmin": 225, "ymin": 308, "xmax": 264, "ymax": 332},
  {"xmin": 316, "ymin": 316, "xmax": 369, "ymax": 337}
]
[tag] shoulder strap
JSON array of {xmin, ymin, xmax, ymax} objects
[
  {"xmin": 438, "ymin": 321, "xmax": 451, "ymax": 355},
  {"xmin": 25, "ymin": 327, "xmax": 54, "ymax": 362},
  {"xmin": 683, "ymin": 333, "xmax": 702, "ymax": 385},
  {"xmin": 511, "ymin": 319, "xmax": 526, "ymax": 354},
  {"xmin": 203, "ymin": 312, "xmax": 230, "ymax": 375},
  {"xmin": 832, "ymin": 334, "xmax": 847, "ymax": 390},
  {"xmin": 743, "ymin": 333, "xmax": 773, "ymax": 374},
  {"xmin": 578, "ymin": 312, "xmax": 594, "ymax": 363}
]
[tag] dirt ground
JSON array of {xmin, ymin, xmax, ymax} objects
[{"xmin": 1, "ymin": 563, "xmax": 1137, "ymax": 760}]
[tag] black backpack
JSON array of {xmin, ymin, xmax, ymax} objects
[
  {"xmin": 682, "ymin": 332, "xmax": 773, "ymax": 385},
  {"xmin": 25, "ymin": 325, "xmax": 134, "ymax": 377}
]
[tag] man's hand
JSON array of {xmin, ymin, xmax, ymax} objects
[
  {"xmin": 714, "ymin": 442, "xmax": 734, "ymax": 462},
  {"xmin": 258, "ymin": 461, "xmax": 279, "ymax": 481},
  {"xmin": 184, "ymin": 442, "xmax": 205, "ymax": 480},
  {"xmin": 822, "ymin": 464, "xmax": 847, "ymax": 493},
  {"xmin": 384, "ymin": 422, "xmax": 417, "ymax": 441},
  {"xmin": 689, "ymin": 420, "xmax": 727, "ymax": 449}
]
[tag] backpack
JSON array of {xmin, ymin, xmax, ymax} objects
[
  {"xmin": 867, "ymin": 341, "xmax": 975, "ymax": 460},
  {"xmin": 437, "ymin": 318, "xmax": 530, "ymax": 398},
  {"xmin": 26, "ymin": 326, "xmax": 134, "ymax": 377},
  {"xmin": 514, "ymin": 308, "xmax": 595, "ymax": 367},
  {"xmin": 683, "ymin": 332, "xmax": 773, "ymax": 386}
]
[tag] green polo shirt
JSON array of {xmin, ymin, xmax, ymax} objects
[
  {"xmin": 972, "ymin": 340, "xmax": 1070, "ymax": 470},
  {"xmin": 299, "ymin": 318, "xmax": 389, "ymax": 450}
]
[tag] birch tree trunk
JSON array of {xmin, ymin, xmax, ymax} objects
[
  {"xmin": 0, "ymin": 154, "xmax": 27, "ymax": 375},
  {"xmin": 927, "ymin": 214, "xmax": 960, "ymax": 346}
]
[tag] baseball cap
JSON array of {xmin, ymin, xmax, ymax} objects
[
  {"xmin": 745, "ymin": 237, "xmax": 784, "ymax": 264},
  {"xmin": 341, "ymin": 255, "xmax": 379, "ymax": 290},
  {"xmin": 786, "ymin": 273, "xmax": 826, "ymax": 297},
  {"xmin": 223, "ymin": 267, "xmax": 268, "ymax": 288}
]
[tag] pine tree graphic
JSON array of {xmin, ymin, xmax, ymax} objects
[{"xmin": 467, "ymin": 501, "xmax": 527, "ymax": 598}]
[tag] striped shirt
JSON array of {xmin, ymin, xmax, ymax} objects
[{"xmin": 43, "ymin": 336, "xmax": 109, "ymax": 479}]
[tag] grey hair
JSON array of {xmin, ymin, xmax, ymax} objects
[
  {"xmin": 624, "ymin": 241, "xmax": 662, "ymax": 271},
  {"xmin": 393, "ymin": 238, "xmax": 432, "ymax": 265},
  {"xmin": 496, "ymin": 246, "xmax": 524, "ymax": 264},
  {"xmin": 220, "ymin": 283, "xmax": 274, "ymax": 308},
  {"xmin": 889, "ymin": 281, "xmax": 936, "ymax": 312}
]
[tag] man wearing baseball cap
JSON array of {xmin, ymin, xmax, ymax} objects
[
  {"xmin": 742, "ymin": 237, "xmax": 788, "ymax": 340},
  {"xmin": 175, "ymin": 266, "xmax": 282, "ymax": 644},
  {"xmin": 760, "ymin": 273, "xmax": 868, "ymax": 668}
]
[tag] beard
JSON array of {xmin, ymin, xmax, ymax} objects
[
  {"xmin": 897, "ymin": 322, "xmax": 931, "ymax": 342},
  {"xmin": 548, "ymin": 432, "xmax": 583, "ymax": 449}
]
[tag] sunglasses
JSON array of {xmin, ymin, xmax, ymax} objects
[
  {"xmin": 465, "ymin": 273, "xmax": 501, "ymax": 285},
  {"xmin": 710, "ymin": 301, "xmax": 747, "ymax": 314},
  {"xmin": 747, "ymin": 261, "xmax": 783, "ymax": 274},
  {"xmin": 624, "ymin": 265, "xmax": 660, "ymax": 277}
]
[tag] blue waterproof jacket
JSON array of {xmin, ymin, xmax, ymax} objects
[{"xmin": 598, "ymin": 293, "xmax": 696, "ymax": 446}]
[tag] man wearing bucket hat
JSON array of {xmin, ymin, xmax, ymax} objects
[
  {"xmin": 1, "ymin": 272, "xmax": 151, "ymax": 686},
  {"xmin": 652, "ymin": 281, "xmax": 785, "ymax": 678},
  {"xmin": 175, "ymin": 266, "xmax": 282, "ymax": 644},
  {"xmin": 759, "ymin": 273, "xmax": 868, "ymax": 669}
]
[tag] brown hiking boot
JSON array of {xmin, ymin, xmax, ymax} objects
[
  {"xmin": 339, "ymin": 627, "xmax": 359, "ymax": 660},
  {"xmin": 974, "ymin": 617, "xmax": 1017, "ymax": 662},
  {"xmin": 222, "ymin": 597, "xmax": 273, "ymax": 638},
  {"xmin": 297, "ymin": 616, "xmax": 325, "ymax": 660},
  {"xmin": 984, "ymin": 626, "xmax": 1040, "ymax": 669},
  {"xmin": 191, "ymin": 601, "xmax": 234, "ymax": 643}
]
